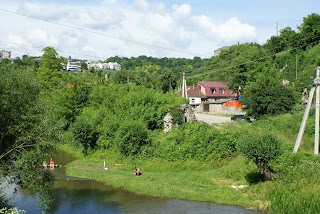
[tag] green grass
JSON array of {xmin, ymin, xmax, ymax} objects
[
  {"xmin": 63, "ymin": 112, "xmax": 320, "ymax": 213},
  {"xmin": 65, "ymin": 149, "xmax": 269, "ymax": 212}
]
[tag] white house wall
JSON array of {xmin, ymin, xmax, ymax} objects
[{"xmin": 189, "ymin": 97, "xmax": 201, "ymax": 105}]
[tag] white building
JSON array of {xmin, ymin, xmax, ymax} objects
[
  {"xmin": 87, "ymin": 61, "xmax": 121, "ymax": 71},
  {"xmin": 67, "ymin": 56, "xmax": 80, "ymax": 72},
  {"xmin": 0, "ymin": 50, "xmax": 11, "ymax": 61},
  {"xmin": 107, "ymin": 62, "xmax": 121, "ymax": 71}
]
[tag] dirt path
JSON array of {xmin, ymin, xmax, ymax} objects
[{"xmin": 194, "ymin": 112, "xmax": 231, "ymax": 124}]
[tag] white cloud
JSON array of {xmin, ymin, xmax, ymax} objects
[
  {"xmin": 134, "ymin": 0, "xmax": 149, "ymax": 10},
  {"xmin": 215, "ymin": 17, "xmax": 256, "ymax": 42},
  {"xmin": 4, "ymin": 0, "xmax": 259, "ymax": 59},
  {"xmin": 172, "ymin": 4, "xmax": 191, "ymax": 17}
]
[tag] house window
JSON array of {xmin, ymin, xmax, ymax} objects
[
  {"xmin": 220, "ymin": 88, "xmax": 225, "ymax": 94},
  {"xmin": 211, "ymin": 88, "xmax": 216, "ymax": 94}
]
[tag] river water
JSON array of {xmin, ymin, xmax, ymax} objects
[{"xmin": 3, "ymin": 150, "xmax": 261, "ymax": 214}]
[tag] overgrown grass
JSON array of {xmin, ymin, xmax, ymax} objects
[
  {"xmin": 64, "ymin": 148, "xmax": 268, "ymax": 211},
  {"xmin": 63, "ymin": 111, "xmax": 320, "ymax": 213}
]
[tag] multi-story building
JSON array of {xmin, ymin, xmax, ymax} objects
[
  {"xmin": 87, "ymin": 61, "xmax": 121, "ymax": 71},
  {"xmin": 0, "ymin": 49, "xmax": 11, "ymax": 61},
  {"xmin": 66, "ymin": 56, "xmax": 80, "ymax": 72},
  {"xmin": 107, "ymin": 62, "xmax": 121, "ymax": 71}
]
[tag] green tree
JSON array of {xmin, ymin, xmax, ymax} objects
[
  {"xmin": 0, "ymin": 64, "xmax": 40, "ymax": 160},
  {"xmin": 115, "ymin": 120, "xmax": 149, "ymax": 156},
  {"xmin": 158, "ymin": 69, "xmax": 177, "ymax": 93},
  {"xmin": 264, "ymin": 36, "xmax": 281, "ymax": 53},
  {"xmin": 237, "ymin": 131, "xmax": 283, "ymax": 180},
  {"xmin": 70, "ymin": 108, "xmax": 100, "ymax": 153},
  {"xmin": 243, "ymin": 76, "xmax": 297, "ymax": 119},
  {"xmin": 298, "ymin": 13, "xmax": 320, "ymax": 49},
  {"xmin": 37, "ymin": 46, "xmax": 64, "ymax": 88},
  {"xmin": 278, "ymin": 27, "xmax": 298, "ymax": 50},
  {"xmin": 39, "ymin": 46, "xmax": 62, "ymax": 71}
]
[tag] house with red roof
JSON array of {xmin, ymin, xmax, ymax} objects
[
  {"xmin": 198, "ymin": 81, "xmax": 237, "ymax": 100},
  {"xmin": 178, "ymin": 81, "xmax": 241, "ymax": 112}
]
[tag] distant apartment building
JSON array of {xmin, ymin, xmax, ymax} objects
[
  {"xmin": 87, "ymin": 61, "xmax": 121, "ymax": 71},
  {"xmin": 0, "ymin": 49, "xmax": 11, "ymax": 62},
  {"xmin": 66, "ymin": 56, "xmax": 81, "ymax": 72}
]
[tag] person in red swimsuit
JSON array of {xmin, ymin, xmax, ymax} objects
[{"xmin": 49, "ymin": 158, "xmax": 54, "ymax": 169}]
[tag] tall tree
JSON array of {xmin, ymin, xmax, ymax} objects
[
  {"xmin": 158, "ymin": 69, "xmax": 177, "ymax": 93},
  {"xmin": 39, "ymin": 46, "xmax": 62, "ymax": 71},
  {"xmin": 37, "ymin": 46, "xmax": 64, "ymax": 88},
  {"xmin": 0, "ymin": 64, "xmax": 39, "ymax": 160},
  {"xmin": 243, "ymin": 75, "xmax": 297, "ymax": 119},
  {"xmin": 298, "ymin": 13, "xmax": 320, "ymax": 49}
]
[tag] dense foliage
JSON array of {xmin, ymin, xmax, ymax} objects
[
  {"xmin": 1, "ymin": 13, "xmax": 320, "ymax": 213},
  {"xmin": 154, "ymin": 123, "xmax": 238, "ymax": 161},
  {"xmin": 237, "ymin": 131, "xmax": 283, "ymax": 180}
]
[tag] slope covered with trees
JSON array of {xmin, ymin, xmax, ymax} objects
[{"xmin": 1, "ymin": 13, "xmax": 320, "ymax": 213}]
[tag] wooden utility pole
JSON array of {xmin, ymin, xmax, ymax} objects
[{"xmin": 293, "ymin": 66, "xmax": 320, "ymax": 154}]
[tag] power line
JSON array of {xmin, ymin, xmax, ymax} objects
[
  {"xmin": 0, "ymin": 8, "xmax": 210, "ymax": 58},
  {"xmin": 2, "ymin": 7, "xmax": 317, "ymax": 72},
  {"xmin": 188, "ymin": 39, "xmax": 320, "ymax": 79}
]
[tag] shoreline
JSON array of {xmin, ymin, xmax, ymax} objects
[{"xmin": 62, "ymin": 147, "xmax": 268, "ymax": 213}]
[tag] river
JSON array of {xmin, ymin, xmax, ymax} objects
[{"xmin": 2, "ymin": 150, "xmax": 261, "ymax": 214}]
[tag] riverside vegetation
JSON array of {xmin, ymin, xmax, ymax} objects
[{"xmin": 1, "ymin": 13, "xmax": 320, "ymax": 213}]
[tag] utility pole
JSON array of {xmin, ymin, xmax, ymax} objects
[
  {"xmin": 182, "ymin": 71, "xmax": 185, "ymax": 98},
  {"xmin": 293, "ymin": 66, "xmax": 320, "ymax": 154},
  {"xmin": 181, "ymin": 71, "xmax": 188, "ymax": 99},
  {"xmin": 276, "ymin": 22, "xmax": 278, "ymax": 37}
]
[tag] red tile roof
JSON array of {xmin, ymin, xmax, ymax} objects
[
  {"xmin": 178, "ymin": 81, "xmax": 237, "ymax": 99},
  {"xmin": 198, "ymin": 81, "xmax": 237, "ymax": 98}
]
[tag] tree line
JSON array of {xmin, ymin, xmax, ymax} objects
[{"xmin": 1, "ymin": 12, "xmax": 320, "ymax": 212}]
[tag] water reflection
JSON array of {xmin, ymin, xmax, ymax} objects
[
  {"xmin": 3, "ymin": 150, "xmax": 261, "ymax": 214},
  {"xmin": 6, "ymin": 178, "xmax": 260, "ymax": 214}
]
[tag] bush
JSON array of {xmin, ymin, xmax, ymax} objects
[
  {"xmin": 155, "ymin": 123, "xmax": 238, "ymax": 161},
  {"xmin": 115, "ymin": 120, "xmax": 150, "ymax": 156},
  {"xmin": 70, "ymin": 108, "xmax": 101, "ymax": 153},
  {"xmin": 268, "ymin": 153, "xmax": 320, "ymax": 213},
  {"xmin": 237, "ymin": 131, "xmax": 283, "ymax": 180}
]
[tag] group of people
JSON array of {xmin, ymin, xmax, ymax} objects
[{"xmin": 42, "ymin": 158, "xmax": 55, "ymax": 169}]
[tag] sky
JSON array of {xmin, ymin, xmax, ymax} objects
[{"xmin": 0, "ymin": 0, "xmax": 319, "ymax": 60}]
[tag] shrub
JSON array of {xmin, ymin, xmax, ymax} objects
[
  {"xmin": 115, "ymin": 120, "xmax": 150, "ymax": 156},
  {"xmin": 155, "ymin": 123, "xmax": 238, "ymax": 161},
  {"xmin": 268, "ymin": 153, "xmax": 320, "ymax": 213},
  {"xmin": 237, "ymin": 131, "xmax": 283, "ymax": 180}
]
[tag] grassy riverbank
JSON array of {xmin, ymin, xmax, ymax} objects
[{"xmin": 63, "ymin": 145, "xmax": 269, "ymax": 212}]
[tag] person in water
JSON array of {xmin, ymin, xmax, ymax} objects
[
  {"xmin": 42, "ymin": 160, "xmax": 47, "ymax": 169},
  {"xmin": 134, "ymin": 167, "xmax": 141, "ymax": 176},
  {"xmin": 49, "ymin": 158, "xmax": 55, "ymax": 169}
]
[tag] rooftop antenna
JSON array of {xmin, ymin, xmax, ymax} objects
[{"xmin": 293, "ymin": 66, "xmax": 320, "ymax": 154}]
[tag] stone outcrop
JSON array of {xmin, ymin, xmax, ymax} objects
[
  {"xmin": 180, "ymin": 104, "xmax": 196, "ymax": 123},
  {"xmin": 163, "ymin": 105, "xmax": 196, "ymax": 133},
  {"xmin": 163, "ymin": 112, "xmax": 173, "ymax": 133}
]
